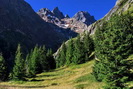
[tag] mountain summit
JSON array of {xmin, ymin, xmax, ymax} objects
[
  {"xmin": 37, "ymin": 7, "xmax": 96, "ymax": 33},
  {"xmin": 73, "ymin": 11, "xmax": 96, "ymax": 25},
  {"xmin": 52, "ymin": 7, "xmax": 65, "ymax": 19}
]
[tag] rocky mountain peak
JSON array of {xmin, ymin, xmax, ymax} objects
[
  {"xmin": 37, "ymin": 8, "xmax": 53, "ymax": 17},
  {"xmin": 65, "ymin": 14, "xmax": 70, "ymax": 18},
  {"xmin": 37, "ymin": 7, "xmax": 96, "ymax": 33},
  {"xmin": 52, "ymin": 7, "xmax": 59, "ymax": 12},
  {"xmin": 73, "ymin": 11, "xmax": 96, "ymax": 25},
  {"xmin": 52, "ymin": 7, "xmax": 65, "ymax": 19},
  {"xmin": 38, "ymin": 8, "xmax": 50, "ymax": 13}
]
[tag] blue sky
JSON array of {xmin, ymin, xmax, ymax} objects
[{"xmin": 25, "ymin": 0, "xmax": 117, "ymax": 20}]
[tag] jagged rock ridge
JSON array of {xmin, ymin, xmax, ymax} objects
[
  {"xmin": 37, "ymin": 7, "xmax": 96, "ymax": 33},
  {"xmin": 73, "ymin": 11, "xmax": 96, "ymax": 25}
]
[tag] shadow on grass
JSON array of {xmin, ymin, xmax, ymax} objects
[
  {"xmin": 30, "ymin": 79, "xmax": 44, "ymax": 82},
  {"xmin": 37, "ymin": 74, "xmax": 58, "ymax": 78},
  {"xmin": 130, "ymin": 87, "xmax": 133, "ymax": 89},
  {"xmin": 30, "ymin": 78, "xmax": 59, "ymax": 82},
  {"xmin": 53, "ymin": 67, "xmax": 67, "ymax": 72},
  {"xmin": 0, "ymin": 85, "xmax": 48, "ymax": 89}
]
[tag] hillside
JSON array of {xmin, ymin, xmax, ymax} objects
[
  {"xmin": 0, "ymin": 60, "xmax": 104, "ymax": 89},
  {"xmin": 88, "ymin": 0, "xmax": 133, "ymax": 34}
]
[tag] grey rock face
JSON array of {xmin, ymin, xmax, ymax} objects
[
  {"xmin": 37, "ymin": 8, "xmax": 96, "ymax": 33},
  {"xmin": 116, "ymin": 0, "xmax": 123, "ymax": 5},
  {"xmin": 37, "ymin": 8, "xmax": 61, "ymax": 26},
  {"xmin": 65, "ymin": 14, "xmax": 70, "ymax": 18},
  {"xmin": 52, "ymin": 7, "xmax": 65, "ymax": 19},
  {"xmin": 73, "ymin": 11, "xmax": 96, "ymax": 25},
  {"xmin": 37, "ymin": 8, "xmax": 54, "ymax": 17}
]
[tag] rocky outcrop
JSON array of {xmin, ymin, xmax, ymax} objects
[
  {"xmin": 73, "ymin": 11, "xmax": 96, "ymax": 25},
  {"xmin": 65, "ymin": 14, "xmax": 70, "ymax": 18},
  {"xmin": 37, "ymin": 8, "xmax": 61, "ymax": 26},
  {"xmin": 52, "ymin": 7, "xmax": 65, "ymax": 19},
  {"xmin": 37, "ymin": 8, "xmax": 96, "ymax": 33}
]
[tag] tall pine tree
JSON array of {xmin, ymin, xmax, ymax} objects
[
  {"xmin": 72, "ymin": 35, "xmax": 84, "ymax": 64},
  {"xmin": 11, "ymin": 44, "xmax": 25, "ymax": 80},
  {"xmin": 56, "ymin": 42, "xmax": 66, "ymax": 67},
  {"xmin": 0, "ymin": 53, "xmax": 8, "ymax": 81},
  {"xmin": 93, "ymin": 13, "xmax": 133, "ymax": 88},
  {"xmin": 46, "ymin": 49, "xmax": 56, "ymax": 69},
  {"xmin": 26, "ymin": 45, "xmax": 53, "ymax": 77},
  {"xmin": 83, "ymin": 32, "xmax": 94, "ymax": 61},
  {"xmin": 66, "ymin": 39, "xmax": 74, "ymax": 65}
]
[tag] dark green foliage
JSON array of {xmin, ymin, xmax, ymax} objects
[
  {"xmin": 56, "ymin": 34, "xmax": 94, "ymax": 67},
  {"xmin": 11, "ymin": 44, "xmax": 25, "ymax": 80},
  {"xmin": 66, "ymin": 39, "xmax": 74, "ymax": 65},
  {"xmin": 56, "ymin": 42, "xmax": 66, "ymax": 67},
  {"xmin": 26, "ymin": 45, "xmax": 55, "ymax": 77},
  {"xmin": 0, "ymin": 53, "xmax": 8, "ymax": 81},
  {"xmin": 39, "ymin": 46, "xmax": 48, "ymax": 72},
  {"xmin": 93, "ymin": 13, "xmax": 133, "ymax": 88},
  {"xmin": 27, "ymin": 46, "xmax": 38, "ymax": 77},
  {"xmin": 83, "ymin": 33, "xmax": 94, "ymax": 62},
  {"xmin": 72, "ymin": 35, "xmax": 84, "ymax": 64},
  {"xmin": 26, "ymin": 46, "xmax": 44, "ymax": 77},
  {"xmin": 92, "ymin": 60, "xmax": 106, "ymax": 82},
  {"xmin": 46, "ymin": 49, "xmax": 56, "ymax": 70}
]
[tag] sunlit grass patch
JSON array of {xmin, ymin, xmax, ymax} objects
[{"xmin": 0, "ymin": 60, "xmax": 103, "ymax": 89}]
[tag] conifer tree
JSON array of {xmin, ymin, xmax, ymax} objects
[
  {"xmin": 46, "ymin": 49, "xmax": 56, "ymax": 69},
  {"xmin": 66, "ymin": 39, "xmax": 74, "ymax": 65},
  {"xmin": 56, "ymin": 42, "xmax": 66, "ymax": 67},
  {"xmin": 39, "ymin": 46, "xmax": 48, "ymax": 72},
  {"xmin": 26, "ymin": 45, "xmax": 53, "ymax": 77},
  {"xmin": 25, "ymin": 53, "xmax": 30, "ymax": 76},
  {"xmin": 26, "ymin": 46, "xmax": 39, "ymax": 77},
  {"xmin": 0, "ymin": 53, "xmax": 8, "ymax": 81},
  {"xmin": 11, "ymin": 44, "xmax": 25, "ymax": 80},
  {"xmin": 93, "ymin": 14, "xmax": 133, "ymax": 88},
  {"xmin": 72, "ymin": 35, "xmax": 84, "ymax": 64},
  {"xmin": 83, "ymin": 32, "xmax": 94, "ymax": 61}
]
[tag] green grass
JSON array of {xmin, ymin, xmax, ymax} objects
[
  {"xmin": 128, "ymin": 81, "xmax": 133, "ymax": 88},
  {"xmin": 74, "ymin": 74, "xmax": 104, "ymax": 89},
  {"xmin": 74, "ymin": 74, "xmax": 95, "ymax": 83},
  {"xmin": 0, "ymin": 60, "xmax": 103, "ymax": 89}
]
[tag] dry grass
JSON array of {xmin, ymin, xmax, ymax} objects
[{"xmin": 0, "ymin": 60, "xmax": 103, "ymax": 89}]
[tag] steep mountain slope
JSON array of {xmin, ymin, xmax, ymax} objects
[
  {"xmin": 37, "ymin": 7, "xmax": 96, "ymax": 33},
  {"xmin": 88, "ymin": 0, "xmax": 133, "ymax": 34},
  {"xmin": 0, "ymin": 0, "xmax": 77, "ymax": 56}
]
